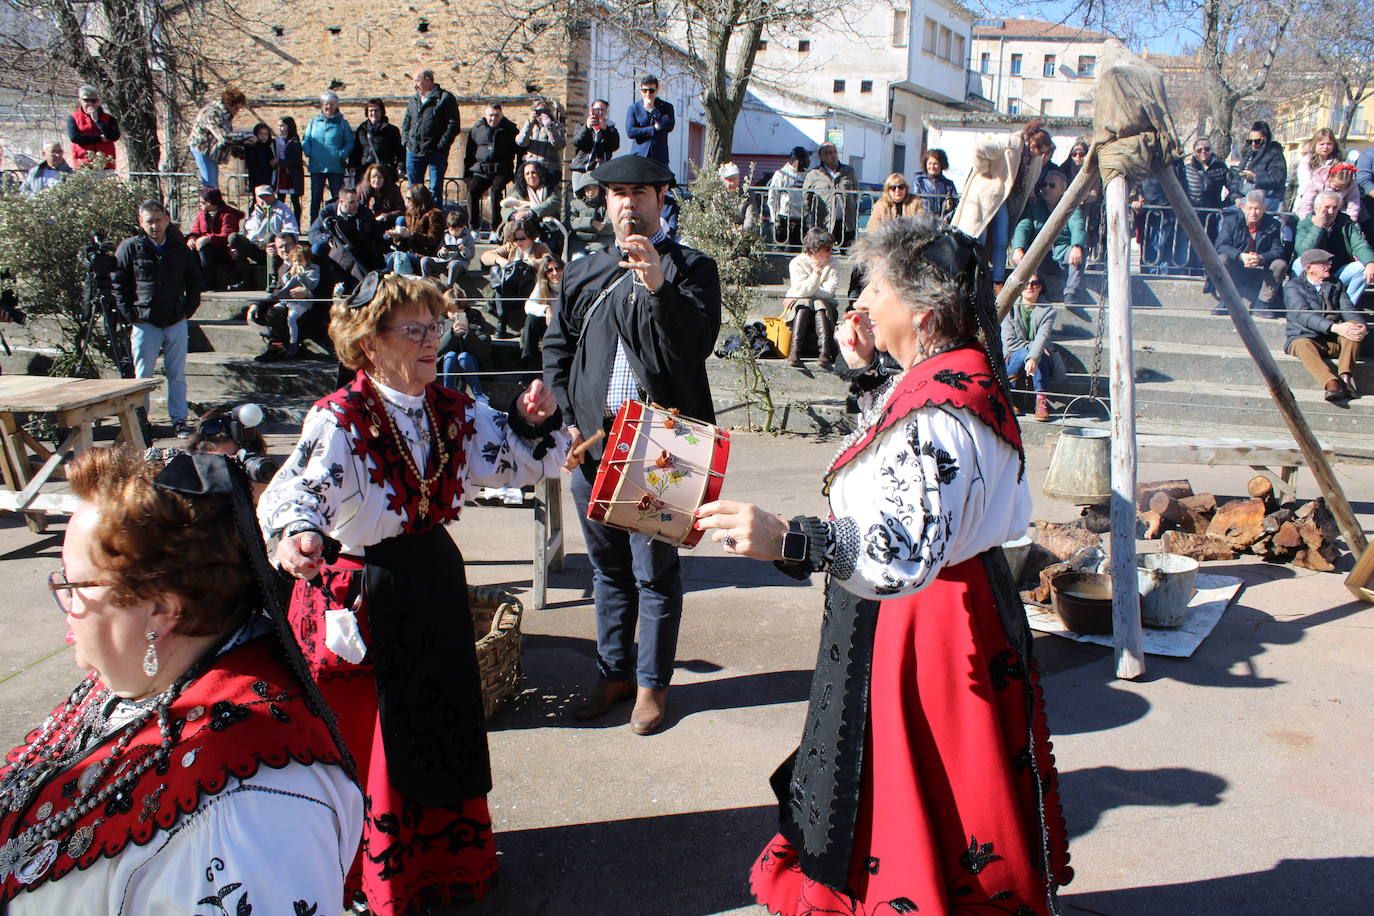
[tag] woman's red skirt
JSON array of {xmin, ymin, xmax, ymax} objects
[
  {"xmin": 751, "ymin": 556, "xmax": 1072, "ymax": 915},
  {"xmin": 292, "ymin": 562, "xmax": 498, "ymax": 915}
]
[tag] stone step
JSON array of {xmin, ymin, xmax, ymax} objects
[
  {"xmin": 1053, "ymin": 305, "xmax": 1290, "ymax": 349},
  {"xmin": 1051, "ymin": 336, "xmax": 1374, "ymax": 394}
]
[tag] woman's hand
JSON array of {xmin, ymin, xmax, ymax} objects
[
  {"xmin": 278, "ymin": 531, "xmax": 324, "ymax": 579},
  {"xmin": 517, "ymin": 378, "xmax": 556, "ymax": 423},
  {"xmin": 838, "ymin": 311, "xmax": 875, "ymax": 368},
  {"xmin": 695, "ymin": 500, "xmax": 788, "ymax": 561}
]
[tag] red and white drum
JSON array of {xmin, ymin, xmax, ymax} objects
[{"xmin": 587, "ymin": 400, "xmax": 730, "ymax": 548}]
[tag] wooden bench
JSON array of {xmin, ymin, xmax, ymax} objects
[
  {"xmin": 0, "ymin": 376, "xmax": 161, "ymax": 532},
  {"xmin": 1135, "ymin": 433, "xmax": 1335, "ymax": 504}
]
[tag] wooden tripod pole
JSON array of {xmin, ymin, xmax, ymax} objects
[
  {"xmin": 997, "ymin": 148, "xmax": 1101, "ymax": 321},
  {"xmin": 1154, "ymin": 166, "xmax": 1368, "ymax": 557},
  {"xmin": 1105, "ymin": 176, "xmax": 1145, "ymax": 679}
]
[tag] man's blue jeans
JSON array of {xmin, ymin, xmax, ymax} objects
[
  {"xmin": 570, "ymin": 456, "xmax": 684, "ymax": 689},
  {"xmin": 406, "ymin": 150, "xmax": 449, "ymax": 201},
  {"xmin": 130, "ymin": 319, "xmax": 189, "ymax": 423},
  {"xmin": 984, "ymin": 202, "xmax": 1010, "ymax": 282}
]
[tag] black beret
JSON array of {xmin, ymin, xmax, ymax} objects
[{"xmin": 588, "ymin": 154, "xmax": 676, "ymax": 187}]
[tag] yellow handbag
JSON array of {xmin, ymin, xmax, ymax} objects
[{"xmin": 762, "ymin": 300, "xmax": 794, "ymax": 358}]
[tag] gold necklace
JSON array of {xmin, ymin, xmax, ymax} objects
[{"xmin": 371, "ymin": 382, "xmax": 449, "ymax": 518}]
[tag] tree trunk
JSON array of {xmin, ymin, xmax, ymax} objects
[{"xmin": 698, "ymin": 17, "xmax": 763, "ymax": 173}]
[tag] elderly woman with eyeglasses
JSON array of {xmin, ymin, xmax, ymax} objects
[
  {"xmin": 698, "ymin": 213, "xmax": 1071, "ymax": 915},
  {"xmin": 2, "ymin": 448, "xmax": 360, "ymax": 913},
  {"xmin": 257, "ymin": 272, "xmax": 567, "ymax": 913}
]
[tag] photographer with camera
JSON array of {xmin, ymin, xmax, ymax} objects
[
  {"xmin": 307, "ymin": 186, "xmax": 386, "ymax": 291},
  {"xmin": 67, "ymin": 85, "xmax": 120, "ymax": 170},
  {"xmin": 517, "ymin": 99, "xmax": 567, "ymax": 174},
  {"xmin": 112, "ymin": 200, "xmax": 204, "ymax": 438}
]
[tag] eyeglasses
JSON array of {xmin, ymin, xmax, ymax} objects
[
  {"xmin": 1026, "ymin": 281, "xmax": 1043, "ymax": 288},
  {"xmin": 380, "ymin": 320, "xmax": 445, "ymax": 343},
  {"xmin": 1195, "ymin": 146, "xmax": 1211, "ymax": 152},
  {"xmin": 512, "ymin": 234, "xmax": 530, "ymax": 242},
  {"xmin": 640, "ymin": 87, "xmax": 657, "ymax": 94},
  {"xmin": 1248, "ymin": 138, "xmax": 1264, "ymax": 145},
  {"xmin": 888, "ymin": 184, "xmax": 907, "ymax": 190},
  {"xmin": 1071, "ymin": 150, "xmax": 1086, "ymax": 157},
  {"xmin": 49, "ymin": 572, "xmax": 107, "ymax": 614}
]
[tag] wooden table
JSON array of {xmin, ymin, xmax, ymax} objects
[
  {"xmin": 0, "ymin": 376, "xmax": 161, "ymax": 532},
  {"xmin": 1135, "ymin": 433, "xmax": 1336, "ymax": 504}
]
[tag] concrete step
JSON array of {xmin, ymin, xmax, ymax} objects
[
  {"xmin": 1051, "ymin": 336, "xmax": 1374, "ymax": 394},
  {"xmin": 1053, "ymin": 305, "xmax": 1290, "ymax": 350}
]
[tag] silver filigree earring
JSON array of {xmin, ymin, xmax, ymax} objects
[{"xmin": 142, "ymin": 631, "xmax": 160, "ymax": 677}]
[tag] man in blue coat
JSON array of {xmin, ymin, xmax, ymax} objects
[
  {"xmin": 1213, "ymin": 190, "xmax": 1288, "ymax": 317},
  {"xmin": 625, "ymin": 75, "xmax": 675, "ymax": 167}
]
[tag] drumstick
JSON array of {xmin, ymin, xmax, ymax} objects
[{"xmin": 571, "ymin": 428, "xmax": 606, "ymax": 459}]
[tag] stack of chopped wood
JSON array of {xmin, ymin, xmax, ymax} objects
[
  {"xmin": 1018, "ymin": 520, "xmax": 1106, "ymax": 605},
  {"xmin": 1137, "ymin": 478, "xmax": 1341, "ymax": 571}
]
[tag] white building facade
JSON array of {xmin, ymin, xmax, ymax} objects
[{"xmin": 969, "ymin": 18, "xmax": 1111, "ymax": 120}]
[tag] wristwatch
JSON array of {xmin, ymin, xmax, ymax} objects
[{"xmin": 780, "ymin": 520, "xmax": 809, "ymax": 564}]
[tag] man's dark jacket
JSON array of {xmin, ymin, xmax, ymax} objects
[
  {"xmin": 353, "ymin": 119, "xmax": 403, "ymax": 175},
  {"xmin": 112, "ymin": 227, "xmax": 203, "ymax": 328},
  {"xmin": 543, "ymin": 238, "xmax": 721, "ymax": 461},
  {"xmin": 464, "ymin": 117, "xmax": 519, "ymax": 177},
  {"xmin": 570, "ymin": 123, "xmax": 621, "ymax": 171},
  {"xmin": 402, "ymin": 87, "xmax": 461, "ymax": 157},
  {"xmin": 1177, "ymin": 156, "xmax": 1234, "ymax": 209},
  {"xmin": 308, "ymin": 201, "xmax": 386, "ymax": 281},
  {"xmin": 1215, "ymin": 210, "xmax": 1285, "ymax": 264},
  {"xmin": 1283, "ymin": 275, "xmax": 1364, "ymax": 351}
]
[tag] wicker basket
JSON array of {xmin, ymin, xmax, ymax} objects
[{"xmin": 470, "ymin": 585, "xmax": 524, "ymax": 720}]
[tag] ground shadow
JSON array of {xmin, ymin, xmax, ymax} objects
[
  {"xmin": 0, "ymin": 526, "xmax": 63, "ymax": 563},
  {"xmin": 1058, "ymin": 765, "xmax": 1226, "ymax": 840},
  {"xmin": 475, "ymin": 804, "xmax": 776, "ymax": 915},
  {"xmin": 1063, "ymin": 857, "xmax": 1374, "ymax": 916},
  {"xmin": 487, "ymin": 632, "xmax": 811, "ymax": 734},
  {"xmin": 544, "ymin": 553, "xmax": 814, "ymax": 597}
]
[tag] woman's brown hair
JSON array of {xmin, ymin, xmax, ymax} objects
[
  {"xmin": 220, "ymin": 88, "xmax": 247, "ymax": 108},
  {"xmin": 67, "ymin": 447, "xmax": 254, "ymax": 636},
  {"xmin": 330, "ymin": 274, "xmax": 446, "ymax": 370}
]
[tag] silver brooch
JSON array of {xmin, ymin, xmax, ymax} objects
[
  {"xmin": 34, "ymin": 802, "xmax": 52, "ymax": 822},
  {"xmin": 181, "ymin": 748, "xmax": 199, "ymax": 768},
  {"xmin": 77, "ymin": 763, "xmax": 101, "ymax": 794},
  {"xmin": 185, "ymin": 705, "xmax": 205, "ymax": 723},
  {"xmin": 66, "ymin": 824, "xmax": 95, "ymax": 858},
  {"xmin": 15, "ymin": 839, "xmax": 59, "ymax": 884}
]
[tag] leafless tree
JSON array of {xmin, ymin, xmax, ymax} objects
[
  {"xmin": 1287, "ymin": 0, "xmax": 1374, "ymax": 143},
  {"xmin": 479, "ymin": 0, "xmax": 847, "ymax": 171},
  {"xmin": 0, "ymin": 0, "xmax": 256, "ymax": 174}
]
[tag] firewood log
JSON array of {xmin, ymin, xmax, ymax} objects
[
  {"xmin": 1162, "ymin": 530, "xmax": 1236, "ymax": 561},
  {"xmin": 1179, "ymin": 494, "xmax": 1217, "ymax": 515},
  {"xmin": 1247, "ymin": 475, "xmax": 1277, "ymax": 510},
  {"xmin": 1137, "ymin": 479, "xmax": 1194, "ymax": 511},
  {"xmin": 1207, "ymin": 497, "xmax": 1269, "ymax": 549},
  {"xmin": 1028, "ymin": 520, "xmax": 1103, "ymax": 560},
  {"xmin": 1149, "ymin": 491, "xmax": 1211, "ymax": 535}
]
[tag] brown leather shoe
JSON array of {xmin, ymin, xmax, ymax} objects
[
  {"xmin": 1324, "ymin": 379, "xmax": 1351, "ymax": 404},
  {"xmin": 1341, "ymin": 373, "xmax": 1358, "ymax": 398},
  {"xmin": 572, "ymin": 679, "xmax": 634, "ymax": 721},
  {"xmin": 629, "ymin": 687, "xmax": 669, "ymax": 736}
]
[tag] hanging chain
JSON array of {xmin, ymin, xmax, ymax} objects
[{"xmin": 1086, "ymin": 290, "xmax": 1108, "ymax": 405}]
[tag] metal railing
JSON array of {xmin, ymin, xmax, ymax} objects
[{"xmin": 1125, "ymin": 204, "xmax": 1299, "ymax": 278}]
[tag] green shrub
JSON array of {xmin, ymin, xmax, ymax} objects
[
  {"xmin": 679, "ymin": 168, "xmax": 778, "ymax": 430},
  {"xmin": 0, "ymin": 169, "xmax": 147, "ymax": 375}
]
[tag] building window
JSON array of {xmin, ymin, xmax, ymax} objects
[
  {"xmin": 833, "ymin": 79, "xmax": 846, "ymax": 93},
  {"xmin": 1074, "ymin": 99, "xmax": 1095, "ymax": 117},
  {"xmin": 798, "ymin": 39, "xmax": 811, "ymax": 52},
  {"xmin": 893, "ymin": 143, "xmax": 907, "ymax": 175},
  {"xmin": 1078, "ymin": 55, "xmax": 1096, "ymax": 78},
  {"xmin": 1008, "ymin": 98, "xmax": 1022, "ymax": 115},
  {"xmin": 756, "ymin": 39, "xmax": 767, "ymax": 51},
  {"xmin": 860, "ymin": 80, "xmax": 874, "ymax": 93},
  {"xmin": 1042, "ymin": 54, "xmax": 1056, "ymax": 78},
  {"xmin": 1041, "ymin": 98, "xmax": 1052, "ymax": 115},
  {"xmin": 923, "ymin": 18, "xmax": 937, "ymax": 53},
  {"xmin": 893, "ymin": 10, "xmax": 908, "ymax": 47},
  {"xmin": 979, "ymin": 51, "xmax": 990, "ymax": 74},
  {"xmin": 895, "ymin": 113, "xmax": 907, "ymax": 132},
  {"xmin": 938, "ymin": 26, "xmax": 952, "ymax": 61},
  {"xmin": 1010, "ymin": 53, "xmax": 1022, "ymax": 76},
  {"xmin": 954, "ymin": 34, "xmax": 966, "ymax": 66}
]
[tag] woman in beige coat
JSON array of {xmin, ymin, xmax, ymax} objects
[
  {"xmin": 866, "ymin": 173, "xmax": 925, "ymax": 232},
  {"xmin": 953, "ymin": 121, "xmax": 1055, "ymax": 282},
  {"xmin": 782, "ymin": 228, "xmax": 841, "ymax": 367}
]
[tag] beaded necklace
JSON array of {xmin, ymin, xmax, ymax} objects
[
  {"xmin": 0, "ymin": 674, "xmax": 186, "ymax": 884},
  {"xmin": 369, "ymin": 379, "xmax": 449, "ymax": 518}
]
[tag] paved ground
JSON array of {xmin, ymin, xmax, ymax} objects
[{"xmin": 0, "ymin": 429, "xmax": 1371, "ymax": 914}]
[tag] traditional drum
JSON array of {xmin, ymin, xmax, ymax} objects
[{"xmin": 587, "ymin": 400, "xmax": 730, "ymax": 547}]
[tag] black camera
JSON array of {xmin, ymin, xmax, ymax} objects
[
  {"xmin": 0, "ymin": 271, "xmax": 25, "ymax": 325},
  {"xmin": 235, "ymin": 449, "xmax": 280, "ymax": 484}
]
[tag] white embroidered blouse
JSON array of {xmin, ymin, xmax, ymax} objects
[
  {"xmin": 258, "ymin": 377, "xmax": 569, "ymax": 556},
  {"xmin": 820, "ymin": 378, "xmax": 1031, "ymax": 600}
]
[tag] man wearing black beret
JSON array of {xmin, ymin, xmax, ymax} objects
[{"xmin": 543, "ymin": 154, "xmax": 721, "ymax": 735}]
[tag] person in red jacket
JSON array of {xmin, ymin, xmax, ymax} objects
[
  {"xmin": 67, "ymin": 85, "xmax": 121, "ymax": 170},
  {"xmin": 187, "ymin": 187, "xmax": 245, "ymax": 289}
]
